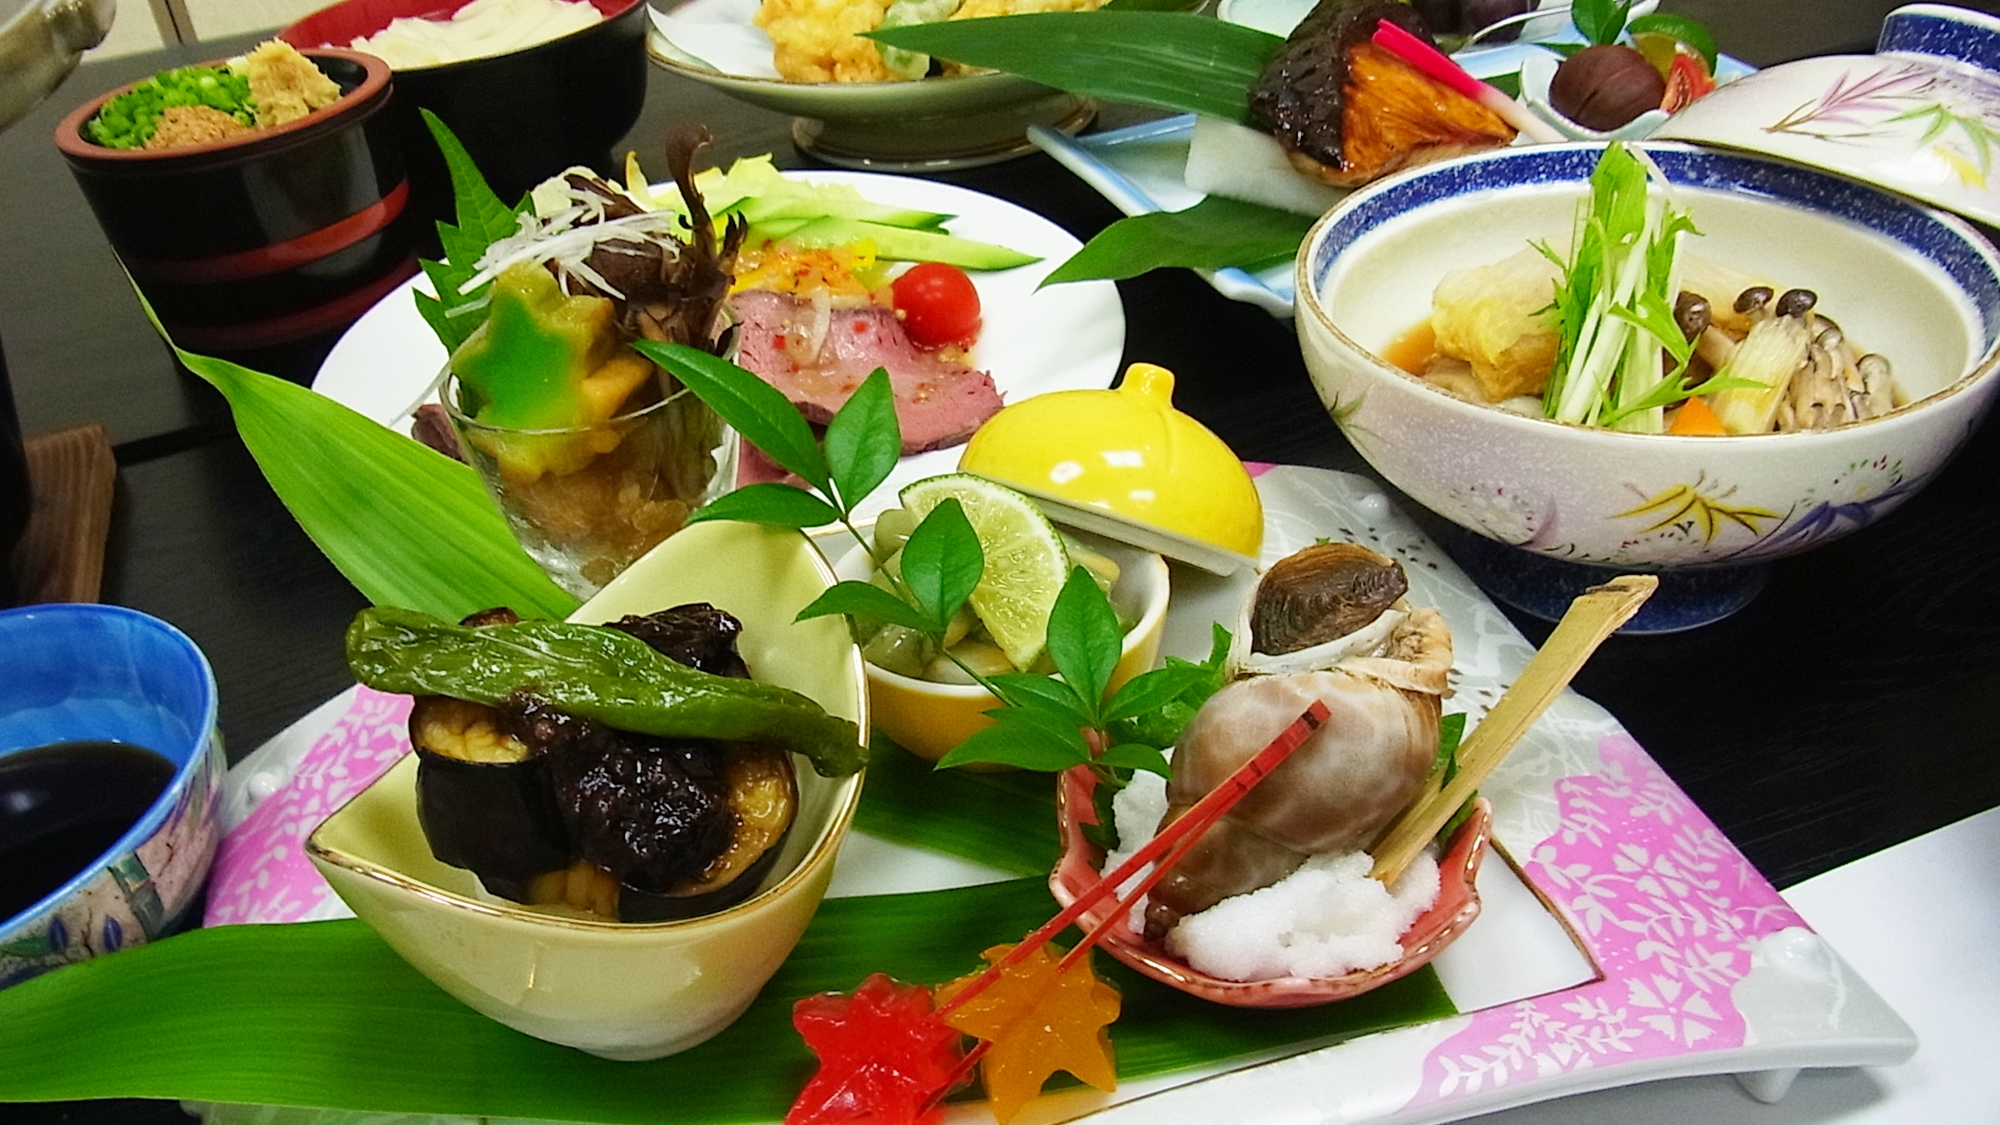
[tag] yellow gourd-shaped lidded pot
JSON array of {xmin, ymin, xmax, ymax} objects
[{"xmin": 960, "ymin": 363, "xmax": 1263, "ymax": 572}]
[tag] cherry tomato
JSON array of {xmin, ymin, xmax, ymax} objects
[
  {"xmin": 1660, "ymin": 51, "xmax": 1716, "ymax": 113},
  {"xmin": 891, "ymin": 262, "xmax": 982, "ymax": 349}
]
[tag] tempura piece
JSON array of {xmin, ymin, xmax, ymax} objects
[
  {"xmin": 1430, "ymin": 247, "xmax": 1562, "ymax": 401},
  {"xmin": 756, "ymin": 0, "xmax": 898, "ymax": 82},
  {"xmin": 237, "ymin": 40, "xmax": 342, "ymax": 127}
]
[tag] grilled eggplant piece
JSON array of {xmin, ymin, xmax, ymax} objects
[
  {"xmin": 411, "ymin": 695, "xmax": 572, "ymax": 902},
  {"xmin": 619, "ymin": 744, "xmax": 798, "ymax": 921},
  {"xmin": 606, "ymin": 603, "xmax": 751, "ymax": 679},
  {"xmin": 1248, "ymin": 0, "xmax": 1515, "ymax": 187},
  {"xmin": 407, "ymin": 603, "xmax": 800, "ymax": 922}
]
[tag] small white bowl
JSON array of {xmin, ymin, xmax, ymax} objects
[
  {"xmin": 306, "ymin": 520, "xmax": 865, "ymax": 1059},
  {"xmin": 1294, "ymin": 142, "xmax": 2000, "ymax": 628}
]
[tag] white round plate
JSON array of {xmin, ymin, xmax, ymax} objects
[{"xmin": 312, "ymin": 169, "xmax": 1125, "ymax": 529}]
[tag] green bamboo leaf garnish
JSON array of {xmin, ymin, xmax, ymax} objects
[
  {"xmin": 346, "ymin": 606, "xmax": 866, "ymax": 776},
  {"xmin": 1041, "ymin": 195, "xmax": 1316, "ymax": 286},
  {"xmin": 413, "ymin": 109, "xmax": 531, "ymax": 353},
  {"xmin": 865, "ymin": 11, "xmax": 1281, "ymax": 122},
  {"xmin": 162, "ymin": 336, "xmax": 577, "ymax": 623},
  {"xmin": 0, "ymin": 893, "xmax": 1453, "ymax": 1119}
]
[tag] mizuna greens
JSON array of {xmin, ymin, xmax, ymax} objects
[{"xmin": 1538, "ymin": 143, "xmax": 1748, "ymax": 431}]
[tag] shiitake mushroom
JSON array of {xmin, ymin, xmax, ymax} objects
[{"xmin": 408, "ymin": 603, "xmax": 798, "ymax": 922}]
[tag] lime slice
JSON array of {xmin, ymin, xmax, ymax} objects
[{"xmin": 898, "ymin": 473, "xmax": 1070, "ymax": 672}]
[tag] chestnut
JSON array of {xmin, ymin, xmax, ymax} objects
[{"xmin": 1549, "ymin": 44, "xmax": 1667, "ymax": 132}]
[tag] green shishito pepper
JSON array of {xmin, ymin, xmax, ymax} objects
[
  {"xmin": 451, "ymin": 262, "xmax": 620, "ymax": 432},
  {"xmin": 346, "ymin": 607, "xmax": 867, "ymax": 778}
]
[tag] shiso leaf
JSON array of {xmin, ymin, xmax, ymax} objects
[
  {"xmin": 160, "ymin": 332, "xmax": 577, "ymax": 623},
  {"xmin": 865, "ymin": 12, "xmax": 1281, "ymax": 122},
  {"xmin": 346, "ymin": 606, "xmax": 866, "ymax": 777},
  {"xmin": 0, "ymin": 889, "xmax": 1452, "ymax": 1120},
  {"xmin": 1042, "ymin": 195, "xmax": 1316, "ymax": 286},
  {"xmin": 413, "ymin": 109, "xmax": 532, "ymax": 353}
]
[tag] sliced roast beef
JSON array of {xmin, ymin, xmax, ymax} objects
[{"xmin": 733, "ymin": 288, "xmax": 1003, "ymax": 455}]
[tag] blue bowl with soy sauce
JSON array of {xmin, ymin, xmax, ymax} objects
[{"xmin": 0, "ymin": 604, "xmax": 222, "ymax": 989}]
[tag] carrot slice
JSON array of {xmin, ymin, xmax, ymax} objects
[{"xmin": 1669, "ymin": 395, "xmax": 1728, "ymax": 435}]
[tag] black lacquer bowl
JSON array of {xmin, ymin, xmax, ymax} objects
[
  {"xmin": 54, "ymin": 49, "xmax": 417, "ymax": 367},
  {"xmin": 280, "ymin": 0, "xmax": 648, "ymax": 249}
]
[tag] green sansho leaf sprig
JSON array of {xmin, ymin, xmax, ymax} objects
[
  {"xmin": 640, "ymin": 343, "xmax": 1230, "ymax": 778},
  {"xmin": 636, "ymin": 340, "xmax": 1001, "ymax": 679}
]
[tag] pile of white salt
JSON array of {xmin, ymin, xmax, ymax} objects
[{"xmin": 1105, "ymin": 770, "xmax": 1440, "ymax": 982}]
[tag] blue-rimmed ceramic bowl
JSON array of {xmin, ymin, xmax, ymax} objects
[
  {"xmin": 0, "ymin": 604, "xmax": 223, "ymax": 988},
  {"xmin": 1295, "ymin": 142, "xmax": 2000, "ymax": 631}
]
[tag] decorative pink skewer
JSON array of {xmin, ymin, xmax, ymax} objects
[
  {"xmin": 1371, "ymin": 19, "xmax": 1564, "ymax": 144},
  {"xmin": 936, "ymin": 701, "xmax": 1332, "ymax": 1015}
]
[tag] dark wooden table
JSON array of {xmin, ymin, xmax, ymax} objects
[{"xmin": 2, "ymin": 2, "xmax": 1997, "ymax": 1120}]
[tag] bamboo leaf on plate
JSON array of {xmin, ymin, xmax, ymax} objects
[
  {"xmin": 1042, "ymin": 196, "xmax": 1316, "ymax": 285},
  {"xmin": 857, "ymin": 737, "xmax": 1063, "ymax": 874},
  {"xmin": 168, "ymin": 343, "xmax": 577, "ymax": 623},
  {"xmin": 0, "ymin": 892, "xmax": 1452, "ymax": 1120},
  {"xmin": 865, "ymin": 12, "xmax": 1281, "ymax": 122}
]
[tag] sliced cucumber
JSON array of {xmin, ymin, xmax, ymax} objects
[
  {"xmin": 730, "ymin": 193, "xmax": 952, "ymax": 231},
  {"xmin": 782, "ymin": 217, "xmax": 1041, "ymax": 270}
]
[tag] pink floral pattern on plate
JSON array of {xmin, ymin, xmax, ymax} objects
[
  {"xmin": 1401, "ymin": 734, "xmax": 1805, "ymax": 1109},
  {"xmin": 202, "ymin": 688, "xmax": 413, "ymax": 926}
]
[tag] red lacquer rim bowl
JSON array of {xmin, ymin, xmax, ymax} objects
[{"xmin": 1050, "ymin": 765, "xmax": 1490, "ymax": 1008}]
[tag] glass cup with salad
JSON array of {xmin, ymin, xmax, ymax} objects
[{"xmin": 417, "ymin": 132, "xmax": 745, "ymax": 597}]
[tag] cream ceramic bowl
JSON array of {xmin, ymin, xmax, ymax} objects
[
  {"xmin": 647, "ymin": 0, "xmax": 1090, "ymax": 170},
  {"xmin": 1295, "ymin": 143, "xmax": 2000, "ymax": 625},
  {"xmin": 306, "ymin": 520, "xmax": 866, "ymax": 1060},
  {"xmin": 835, "ymin": 530, "xmax": 1170, "ymax": 762}
]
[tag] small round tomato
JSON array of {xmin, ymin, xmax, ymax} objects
[
  {"xmin": 1660, "ymin": 51, "xmax": 1716, "ymax": 112},
  {"xmin": 891, "ymin": 262, "xmax": 982, "ymax": 349}
]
